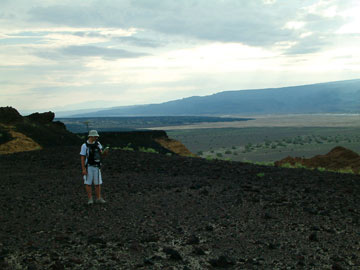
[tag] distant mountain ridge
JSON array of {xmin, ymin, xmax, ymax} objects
[{"xmin": 71, "ymin": 79, "xmax": 360, "ymax": 117}]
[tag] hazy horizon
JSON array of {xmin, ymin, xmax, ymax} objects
[{"xmin": 1, "ymin": 0, "xmax": 360, "ymax": 114}]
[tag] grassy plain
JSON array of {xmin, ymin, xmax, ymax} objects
[{"xmin": 165, "ymin": 114, "xmax": 360, "ymax": 163}]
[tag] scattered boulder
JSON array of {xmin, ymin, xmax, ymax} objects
[
  {"xmin": 332, "ymin": 263, "xmax": 345, "ymax": 270},
  {"xmin": 186, "ymin": 234, "xmax": 200, "ymax": 245},
  {"xmin": 163, "ymin": 247, "xmax": 183, "ymax": 261},
  {"xmin": 87, "ymin": 236, "xmax": 106, "ymax": 245},
  {"xmin": 193, "ymin": 247, "xmax": 206, "ymax": 255},
  {"xmin": 309, "ymin": 232, "xmax": 319, "ymax": 242},
  {"xmin": 209, "ymin": 255, "xmax": 236, "ymax": 268}
]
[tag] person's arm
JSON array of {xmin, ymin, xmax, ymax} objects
[
  {"xmin": 102, "ymin": 146, "xmax": 109, "ymax": 157},
  {"xmin": 98, "ymin": 142, "xmax": 109, "ymax": 157},
  {"xmin": 81, "ymin": 155, "xmax": 87, "ymax": 175}
]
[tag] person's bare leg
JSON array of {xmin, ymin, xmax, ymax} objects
[
  {"xmin": 95, "ymin": 185, "xmax": 101, "ymax": 199},
  {"xmin": 85, "ymin": 185, "xmax": 92, "ymax": 199}
]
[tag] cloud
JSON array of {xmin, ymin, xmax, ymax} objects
[
  {"xmin": 23, "ymin": 0, "xmax": 356, "ymax": 55},
  {"xmin": 1, "ymin": 0, "xmax": 360, "ymax": 112},
  {"xmin": 72, "ymin": 31, "xmax": 162, "ymax": 48},
  {"xmin": 283, "ymin": 32, "xmax": 333, "ymax": 55},
  {"xmin": 25, "ymin": 1, "xmax": 298, "ymax": 46},
  {"xmin": 0, "ymin": 28, "xmax": 150, "ymax": 61},
  {"xmin": 114, "ymin": 36, "xmax": 162, "ymax": 48},
  {"xmin": 60, "ymin": 45, "xmax": 149, "ymax": 59}
]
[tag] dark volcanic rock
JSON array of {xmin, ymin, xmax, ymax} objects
[
  {"xmin": 0, "ymin": 147, "xmax": 360, "ymax": 269},
  {"xmin": 193, "ymin": 247, "xmax": 206, "ymax": 255},
  {"xmin": 186, "ymin": 234, "xmax": 200, "ymax": 245},
  {"xmin": 163, "ymin": 247, "xmax": 183, "ymax": 261},
  {"xmin": 26, "ymin": 111, "xmax": 55, "ymax": 123},
  {"xmin": 0, "ymin": 107, "xmax": 82, "ymax": 151},
  {"xmin": 209, "ymin": 255, "xmax": 236, "ymax": 268},
  {"xmin": 93, "ymin": 130, "xmax": 175, "ymax": 155},
  {"xmin": 0, "ymin": 106, "xmax": 23, "ymax": 124}
]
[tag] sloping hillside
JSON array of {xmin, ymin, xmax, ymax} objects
[{"xmin": 72, "ymin": 79, "xmax": 360, "ymax": 116}]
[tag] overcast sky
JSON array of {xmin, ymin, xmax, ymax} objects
[{"xmin": 1, "ymin": 0, "xmax": 360, "ymax": 113}]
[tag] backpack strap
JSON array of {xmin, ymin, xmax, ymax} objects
[{"xmin": 85, "ymin": 141, "xmax": 101, "ymax": 167}]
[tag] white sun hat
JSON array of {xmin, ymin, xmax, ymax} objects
[{"xmin": 88, "ymin": 130, "xmax": 100, "ymax": 137}]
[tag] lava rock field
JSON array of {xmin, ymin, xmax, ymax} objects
[{"xmin": 1, "ymin": 147, "xmax": 360, "ymax": 269}]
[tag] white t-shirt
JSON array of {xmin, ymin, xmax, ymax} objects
[{"xmin": 80, "ymin": 140, "xmax": 103, "ymax": 165}]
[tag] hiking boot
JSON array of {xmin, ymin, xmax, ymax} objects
[
  {"xmin": 96, "ymin": 197, "xmax": 106, "ymax": 204},
  {"xmin": 88, "ymin": 198, "xmax": 94, "ymax": 205}
]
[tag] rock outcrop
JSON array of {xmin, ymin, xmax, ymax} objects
[
  {"xmin": 0, "ymin": 106, "xmax": 23, "ymax": 124},
  {"xmin": 275, "ymin": 146, "xmax": 360, "ymax": 173},
  {"xmin": 26, "ymin": 111, "xmax": 55, "ymax": 123},
  {"xmin": 0, "ymin": 107, "xmax": 82, "ymax": 154},
  {"xmin": 155, "ymin": 137, "xmax": 196, "ymax": 157},
  {"xmin": 91, "ymin": 131, "xmax": 194, "ymax": 156}
]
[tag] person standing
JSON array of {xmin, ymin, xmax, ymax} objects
[{"xmin": 80, "ymin": 130, "xmax": 108, "ymax": 205}]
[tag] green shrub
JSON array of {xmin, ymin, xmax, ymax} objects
[
  {"xmin": 245, "ymin": 143, "xmax": 252, "ymax": 149},
  {"xmin": 121, "ymin": 146, "xmax": 134, "ymax": 151},
  {"xmin": 280, "ymin": 163, "xmax": 294, "ymax": 168},
  {"xmin": 336, "ymin": 168, "xmax": 355, "ymax": 174},
  {"xmin": 281, "ymin": 163, "xmax": 307, "ymax": 169},
  {"xmin": 139, "ymin": 147, "xmax": 158, "ymax": 154},
  {"xmin": 121, "ymin": 143, "xmax": 134, "ymax": 151},
  {"xmin": 255, "ymin": 161, "xmax": 274, "ymax": 166}
]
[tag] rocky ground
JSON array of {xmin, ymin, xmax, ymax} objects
[{"xmin": 1, "ymin": 147, "xmax": 360, "ymax": 269}]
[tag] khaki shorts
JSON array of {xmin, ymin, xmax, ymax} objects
[{"xmin": 84, "ymin": 166, "xmax": 103, "ymax": 185}]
